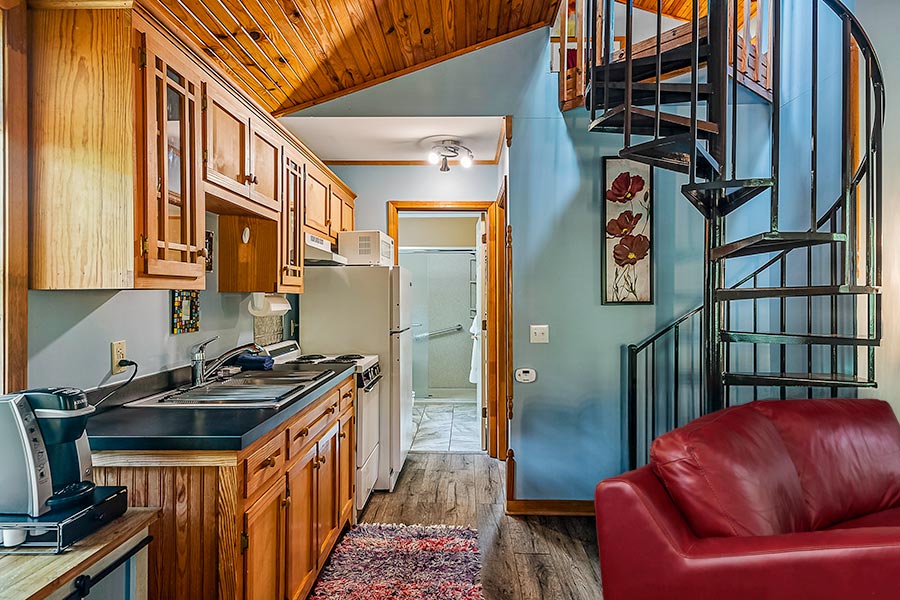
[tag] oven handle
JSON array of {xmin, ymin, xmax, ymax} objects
[{"xmin": 362, "ymin": 375, "xmax": 383, "ymax": 393}]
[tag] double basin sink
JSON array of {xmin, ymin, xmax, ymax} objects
[{"xmin": 125, "ymin": 366, "xmax": 336, "ymax": 409}]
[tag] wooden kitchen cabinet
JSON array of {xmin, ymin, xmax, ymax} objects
[
  {"xmin": 249, "ymin": 122, "xmax": 282, "ymax": 212},
  {"xmin": 316, "ymin": 423, "xmax": 341, "ymax": 567},
  {"xmin": 134, "ymin": 17, "xmax": 207, "ymax": 290},
  {"xmin": 341, "ymin": 199, "xmax": 355, "ymax": 234},
  {"xmin": 280, "ymin": 150, "xmax": 306, "ymax": 293},
  {"xmin": 304, "ymin": 161, "xmax": 331, "ymax": 238},
  {"xmin": 338, "ymin": 411, "xmax": 356, "ymax": 525},
  {"xmin": 93, "ymin": 375, "xmax": 356, "ymax": 600},
  {"xmin": 285, "ymin": 444, "xmax": 318, "ymax": 600},
  {"xmin": 243, "ymin": 477, "xmax": 286, "ymax": 600}
]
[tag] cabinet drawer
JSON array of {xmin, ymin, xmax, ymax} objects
[
  {"xmin": 245, "ymin": 435, "xmax": 286, "ymax": 499},
  {"xmin": 287, "ymin": 389, "xmax": 340, "ymax": 459},
  {"xmin": 338, "ymin": 380, "xmax": 355, "ymax": 413}
]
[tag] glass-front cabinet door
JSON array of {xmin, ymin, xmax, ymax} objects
[
  {"xmin": 280, "ymin": 149, "xmax": 305, "ymax": 293},
  {"xmin": 135, "ymin": 23, "xmax": 205, "ymax": 288}
]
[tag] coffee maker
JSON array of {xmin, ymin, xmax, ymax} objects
[{"xmin": 0, "ymin": 388, "xmax": 96, "ymax": 517}]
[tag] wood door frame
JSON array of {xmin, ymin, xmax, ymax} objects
[
  {"xmin": 387, "ymin": 199, "xmax": 511, "ymax": 460},
  {"xmin": 1, "ymin": 2, "xmax": 27, "ymax": 392}
]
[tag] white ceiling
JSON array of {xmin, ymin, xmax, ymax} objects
[{"xmin": 278, "ymin": 116, "xmax": 506, "ymax": 164}]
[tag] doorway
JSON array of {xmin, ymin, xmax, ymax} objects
[
  {"xmin": 399, "ymin": 215, "xmax": 485, "ymax": 452},
  {"xmin": 387, "ymin": 194, "xmax": 511, "ymax": 460}
]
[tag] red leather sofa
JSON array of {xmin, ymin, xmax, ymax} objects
[{"xmin": 595, "ymin": 399, "xmax": 900, "ymax": 599}]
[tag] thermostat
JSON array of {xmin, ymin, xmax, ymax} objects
[{"xmin": 515, "ymin": 368, "xmax": 537, "ymax": 383}]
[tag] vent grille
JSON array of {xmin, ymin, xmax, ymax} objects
[{"xmin": 358, "ymin": 238, "xmax": 372, "ymax": 255}]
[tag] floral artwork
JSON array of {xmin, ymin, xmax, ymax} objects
[{"xmin": 602, "ymin": 158, "xmax": 653, "ymax": 304}]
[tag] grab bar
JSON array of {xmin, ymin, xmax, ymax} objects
[{"xmin": 414, "ymin": 324, "xmax": 464, "ymax": 340}]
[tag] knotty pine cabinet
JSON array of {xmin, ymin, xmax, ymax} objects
[
  {"xmin": 29, "ymin": 4, "xmax": 354, "ymax": 292},
  {"xmin": 93, "ymin": 375, "xmax": 357, "ymax": 600}
]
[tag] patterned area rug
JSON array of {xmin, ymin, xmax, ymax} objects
[{"xmin": 310, "ymin": 523, "xmax": 484, "ymax": 600}]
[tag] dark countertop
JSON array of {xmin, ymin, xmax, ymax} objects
[{"xmin": 86, "ymin": 365, "xmax": 355, "ymax": 452}]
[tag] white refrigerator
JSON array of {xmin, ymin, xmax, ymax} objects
[{"xmin": 300, "ymin": 266, "xmax": 414, "ymax": 491}]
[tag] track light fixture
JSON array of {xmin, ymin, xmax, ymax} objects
[{"xmin": 427, "ymin": 139, "xmax": 474, "ymax": 172}]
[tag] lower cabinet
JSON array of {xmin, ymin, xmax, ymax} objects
[
  {"xmin": 243, "ymin": 478, "xmax": 286, "ymax": 600},
  {"xmin": 286, "ymin": 444, "xmax": 318, "ymax": 600},
  {"xmin": 93, "ymin": 375, "xmax": 357, "ymax": 600}
]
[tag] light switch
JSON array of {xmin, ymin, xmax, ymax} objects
[{"xmin": 530, "ymin": 324, "xmax": 549, "ymax": 344}]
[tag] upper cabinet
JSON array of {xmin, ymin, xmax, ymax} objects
[
  {"xmin": 133, "ymin": 17, "xmax": 206, "ymax": 289},
  {"xmin": 203, "ymin": 82, "xmax": 282, "ymax": 216},
  {"xmin": 28, "ymin": 5, "xmax": 354, "ymax": 291}
]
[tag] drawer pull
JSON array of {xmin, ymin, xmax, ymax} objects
[
  {"xmin": 281, "ymin": 497, "xmax": 292, "ymax": 508},
  {"xmin": 342, "ymin": 392, "xmax": 352, "ymax": 399},
  {"xmin": 339, "ymin": 431, "xmax": 346, "ymax": 439},
  {"xmin": 260, "ymin": 456, "xmax": 277, "ymax": 468},
  {"xmin": 319, "ymin": 457, "xmax": 327, "ymax": 465},
  {"xmin": 313, "ymin": 461, "xmax": 320, "ymax": 470},
  {"xmin": 327, "ymin": 404, "xmax": 337, "ymax": 415},
  {"xmin": 294, "ymin": 427, "xmax": 309, "ymax": 439}
]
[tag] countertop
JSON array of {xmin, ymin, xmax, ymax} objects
[
  {"xmin": 0, "ymin": 508, "xmax": 159, "ymax": 600},
  {"xmin": 86, "ymin": 365, "xmax": 355, "ymax": 452}
]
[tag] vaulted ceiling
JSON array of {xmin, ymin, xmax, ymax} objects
[
  {"xmin": 616, "ymin": 0, "xmax": 758, "ymax": 23},
  {"xmin": 144, "ymin": 0, "xmax": 562, "ymax": 116}
]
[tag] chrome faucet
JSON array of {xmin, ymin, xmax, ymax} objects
[{"xmin": 190, "ymin": 336, "xmax": 265, "ymax": 386}]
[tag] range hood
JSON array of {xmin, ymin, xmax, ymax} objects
[{"xmin": 305, "ymin": 232, "xmax": 348, "ymax": 266}]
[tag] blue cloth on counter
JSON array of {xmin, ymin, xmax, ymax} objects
[{"xmin": 236, "ymin": 353, "xmax": 274, "ymax": 371}]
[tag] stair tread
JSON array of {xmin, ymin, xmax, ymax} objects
[
  {"xmin": 724, "ymin": 372, "xmax": 877, "ymax": 388},
  {"xmin": 717, "ymin": 285, "xmax": 880, "ymax": 300},
  {"xmin": 682, "ymin": 178, "xmax": 775, "ymax": 192},
  {"xmin": 591, "ymin": 41, "xmax": 711, "ymax": 84},
  {"xmin": 589, "ymin": 105, "xmax": 719, "ymax": 138},
  {"xmin": 712, "ymin": 232, "xmax": 847, "ymax": 260},
  {"xmin": 586, "ymin": 81, "xmax": 712, "ymax": 109},
  {"xmin": 620, "ymin": 139, "xmax": 719, "ymax": 188},
  {"xmin": 721, "ymin": 331, "xmax": 880, "ymax": 346}
]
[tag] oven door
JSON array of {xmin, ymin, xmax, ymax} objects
[{"xmin": 357, "ymin": 376, "xmax": 381, "ymax": 469}]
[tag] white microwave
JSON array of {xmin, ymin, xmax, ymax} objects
[{"xmin": 338, "ymin": 230, "xmax": 394, "ymax": 266}]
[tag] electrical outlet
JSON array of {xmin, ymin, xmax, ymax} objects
[{"xmin": 111, "ymin": 340, "xmax": 127, "ymax": 375}]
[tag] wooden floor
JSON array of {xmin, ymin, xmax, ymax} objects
[{"xmin": 360, "ymin": 452, "xmax": 604, "ymax": 600}]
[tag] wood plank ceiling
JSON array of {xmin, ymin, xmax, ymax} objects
[
  {"xmin": 144, "ymin": 0, "xmax": 562, "ymax": 116},
  {"xmin": 616, "ymin": 0, "xmax": 758, "ymax": 23}
]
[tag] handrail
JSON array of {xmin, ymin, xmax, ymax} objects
[{"xmin": 414, "ymin": 324, "xmax": 464, "ymax": 341}]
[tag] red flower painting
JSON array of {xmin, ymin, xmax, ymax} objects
[
  {"xmin": 606, "ymin": 172, "xmax": 645, "ymax": 203},
  {"xmin": 606, "ymin": 210, "xmax": 643, "ymax": 238},
  {"xmin": 613, "ymin": 234, "xmax": 650, "ymax": 267},
  {"xmin": 604, "ymin": 158, "xmax": 652, "ymax": 303}
]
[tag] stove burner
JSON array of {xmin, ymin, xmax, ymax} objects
[
  {"xmin": 288, "ymin": 358, "xmax": 319, "ymax": 364},
  {"xmin": 330, "ymin": 358, "xmax": 357, "ymax": 364},
  {"xmin": 298, "ymin": 354, "xmax": 326, "ymax": 360},
  {"xmin": 335, "ymin": 354, "xmax": 365, "ymax": 361}
]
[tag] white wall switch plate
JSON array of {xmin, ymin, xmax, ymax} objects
[
  {"xmin": 515, "ymin": 368, "xmax": 537, "ymax": 383},
  {"xmin": 530, "ymin": 324, "xmax": 549, "ymax": 344}
]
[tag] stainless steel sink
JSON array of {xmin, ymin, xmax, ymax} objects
[{"xmin": 124, "ymin": 368, "xmax": 336, "ymax": 409}]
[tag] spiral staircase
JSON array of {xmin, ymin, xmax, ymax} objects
[{"xmin": 578, "ymin": 0, "xmax": 885, "ymax": 467}]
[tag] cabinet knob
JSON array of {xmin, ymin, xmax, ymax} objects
[
  {"xmin": 339, "ymin": 431, "xmax": 346, "ymax": 439},
  {"xmin": 319, "ymin": 456, "xmax": 327, "ymax": 465},
  {"xmin": 342, "ymin": 392, "xmax": 352, "ymax": 400},
  {"xmin": 294, "ymin": 427, "xmax": 309, "ymax": 439},
  {"xmin": 281, "ymin": 497, "xmax": 292, "ymax": 508},
  {"xmin": 199, "ymin": 248, "xmax": 209, "ymax": 259},
  {"xmin": 261, "ymin": 456, "xmax": 277, "ymax": 468},
  {"xmin": 327, "ymin": 404, "xmax": 336, "ymax": 414},
  {"xmin": 245, "ymin": 174, "xmax": 259, "ymax": 185}
]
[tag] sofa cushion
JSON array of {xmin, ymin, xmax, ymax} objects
[
  {"xmin": 749, "ymin": 399, "xmax": 900, "ymax": 529},
  {"xmin": 650, "ymin": 404, "xmax": 810, "ymax": 537},
  {"xmin": 827, "ymin": 506, "xmax": 900, "ymax": 530}
]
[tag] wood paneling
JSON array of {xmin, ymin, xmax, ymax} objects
[
  {"xmin": 2, "ymin": 2, "xmax": 27, "ymax": 392},
  {"xmin": 141, "ymin": 0, "xmax": 561, "ymax": 115},
  {"xmin": 94, "ymin": 466, "xmax": 220, "ymax": 600},
  {"xmin": 217, "ymin": 214, "xmax": 280, "ymax": 293},
  {"xmin": 29, "ymin": 8, "xmax": 135, "ymax": 289}
]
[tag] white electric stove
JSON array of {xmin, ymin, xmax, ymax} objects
[{"xmin": 265, "ymin": 341, "xmax": 382, "ymax": 518}]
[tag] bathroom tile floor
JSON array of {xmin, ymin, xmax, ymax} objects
[{"xmin": 411, "ymin": 398, "xmax": 483, "ymax": 452}]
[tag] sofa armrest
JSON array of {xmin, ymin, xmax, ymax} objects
[{"xmin": 597, "ymin": 468, "xmax": 900, "ymax": 600}]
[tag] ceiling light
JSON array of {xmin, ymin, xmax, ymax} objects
[{"xmin": 427, "ymin": 139, "xmax": 474, "ymax": 173}]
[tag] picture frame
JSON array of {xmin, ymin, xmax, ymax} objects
[
  {"xmin": 172, "ymin": 290, "xmax": 201, "ymax": 334},
  {"xmin": 601, "ymin": 156, "xmax": 654, "ymax": 305}
]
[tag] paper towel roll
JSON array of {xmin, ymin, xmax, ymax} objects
[{"xmin": 249, "ymin": 293, "xmax": 291, "ymax": 317}]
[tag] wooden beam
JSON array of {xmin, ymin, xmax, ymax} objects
[
  {"xmin": 27, "ymin": 0, "xmax": 132, "ymax": 8},
  {"xmin": 2, "ymin": 2, "xmax": 27, "ymax": 392}
]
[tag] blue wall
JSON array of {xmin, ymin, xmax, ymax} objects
[{"xmin": 289, "ymin": 29, "xmax": 709, "ymax": 499}]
